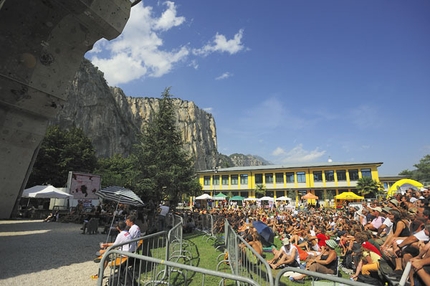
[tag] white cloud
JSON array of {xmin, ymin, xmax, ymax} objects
[
  {"xmin": 272, "ymin": 144, "xmax": 326, "ymax": 163},
  {"xmin": 153, "ymin": 1, "xmax": 185, "ymax": 31},
  {"xmin": 215, "ymin": 72, "xmax": 233, "ymax": 80},
  {"xmin": 193, "ymin": 29, "xmax": 245, "ymax": 56},
  {"xmin": 87, "ymin": 2, "xmax": 246, "ymax": 86}
]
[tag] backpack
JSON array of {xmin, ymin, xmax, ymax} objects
[{"xmin": 356, "ymin": 274, "xmax": 383, "ymax": 286}]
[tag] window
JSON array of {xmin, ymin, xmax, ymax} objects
[
  {"xmin": 361, "ymin": 168, "xmax": 372, "ymax": 178},
  {"xmin": 286, "ymin": 172, "xmax": 295, "ymax": 183},
  {"xmin": 337, "ymin": 170, "xmax": 346, "ymax": 181},
  {"xmin": 349, "ymin": 169, "xmax": 359, "ymax": 181},
  {"xmin": 265, "ymin": 173, "xmax": 273, "ymax": 184},
  {"xmin": 255, "ymin": 174, "xmax": 263, "ymax": 184},
  {"xmin": 231, "ymin": 174, "xmax": 238, "ymax": 185},
  {"xmin": 276, "ymin": 191, "xmax": 285, "ymax": 197},
  {"xmin": 325, "ymin": 170, "xmax": 334, "ymax": 182},
  {"xmin": 297, "ymin": 172, "xmax": 306, "ymax": 183},
  {"xmin": 275, "ymin": 173, "xmax": 284, "ymax": 184},
  {"xmin": 221, "ymin": 175, "xmax": 229, "ymax": 185},
  {"xmin": 204, "ymin": 176, "xmax": 211, "ymax": 186},
  {"xmin": 313, "ymin": 171, "xmax": 323, "ymax": 182},
  {"xmin": 240, "ymin": 174, "xmax": 248, "ymax": 185},
  {"xmin": 213, "ymin": 175, "xmax": 219, "ymax": 186}
]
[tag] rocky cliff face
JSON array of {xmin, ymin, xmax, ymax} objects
[{"xmin": 52, "ymin": 59, "xmax": 218, "ymax": 170}]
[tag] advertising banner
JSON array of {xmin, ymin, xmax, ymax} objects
[{"xmin": 67, "ymin": 171, "xmax": 101, "ymax": 200}]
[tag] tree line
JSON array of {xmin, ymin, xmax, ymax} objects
[{"xmin": 27, "ymin": 88, "xmax": 202, "ymax": 206}]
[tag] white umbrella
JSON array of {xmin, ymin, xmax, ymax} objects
[
  {"xmin": 96, "ymin": 186, "xmax": 144, "ymax": 207},
  {"xmin": 22, "ymin": 185, "xmax": 73, "ymax": 199},
  {"xmin": 96, "ymin": 186, "xmax": 144, "ymax": 242}
]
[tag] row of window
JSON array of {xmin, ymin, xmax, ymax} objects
[{"xmin": 203, "ymin": 169, "xmax": 372, "ymax": 186}]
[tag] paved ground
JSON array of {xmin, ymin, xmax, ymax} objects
[{"xmin": 0, "ymin": 219, "xmax": 105, "ymax": 286}]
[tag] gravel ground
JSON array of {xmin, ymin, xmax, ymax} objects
[{"xmin": 0, "ymin": 219, "xmax": 105, "ymax": 286}]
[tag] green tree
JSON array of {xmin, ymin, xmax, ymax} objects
[
  {"xmin": 255, "ymin": 184, "xmax": 266, "ymax": 198},
  {"xmin": 27, "ymin": 126, "xmax": 97, "ymax": 187},
  {"xmin": 356, "ymin": 177, "xmax": 384, "ymax": 198},
  {"xmin": 95, "ymin": 154, "xmax": 138, "ymax": 189},
  {"xmin": 399, "ymin": 155, "xmax": 430, "ymax": 184},
  {"xmin": 132, "ymin": 88, "xmax": 201, "ymax": 205}
]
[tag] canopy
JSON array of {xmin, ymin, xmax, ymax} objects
[
  {"xmin": 275, "ymin": 196, "xmax": 292, "ymax": 201},
  {"xmin": 301, "ymin": 192, "xmax": 318, "ymax": 200},
  {"xmin": 388, "ymin": 179, "xmax": 423, "ymax": 196},
  {"xmin": 334, "ymin": 191, "xmax": 364, "ymax": 200},
  {"xmin": 195, "ymin": 193, "xmax": 212, "ymax": 200},
  {"xmin": 244, "ymin": 197, "xmax": 258, "ymax": 201},
  {"xmin": 259, "ymin": 196, "xmax": 274, "ymax": 201},
  {"xmin": 22, "ymin": 185, "xmax": 73, "ymax": 199},
  {"xmin": 230, "ymin": 195, "xmax": 245, "ymax": 201},
  {"xmin": 96, "ymin": 186, "xmax": 144, "ymax": 207},
  {"xmin": 212, "ymin": 193, "xmax": 228, "ymax": 200}
]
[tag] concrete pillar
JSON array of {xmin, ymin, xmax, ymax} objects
[{"xmin": 0, "ymin": 0, "xmax": 131, "ymax": 218}]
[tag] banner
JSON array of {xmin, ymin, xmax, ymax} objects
[{"xmin": 67, "ymin": 171, "xmax": 101, "ymax": 200}]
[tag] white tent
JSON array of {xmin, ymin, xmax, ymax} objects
[
  {"xmin": 22, "ymin": 185, "xmax": 73, "ymax": 199},
  {"xmin": 275, "ymin": 196, "xmax": 292, "ymax": 201},
  {"xmin": 259, "ymin": 196, "xmax": 274, "ymax": 201},
  {"xmin": 195, "ymin": 193, "xmax": 212, "ymax": 200}
]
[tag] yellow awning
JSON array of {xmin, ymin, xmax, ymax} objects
[{"xmin": 334, "ymin": 192, "xmax": 364, "ymax": 200}]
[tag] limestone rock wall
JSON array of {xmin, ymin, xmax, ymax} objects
[{"xmin": 52, "ymin": 59, "xmax": 218, "ymax": 170}]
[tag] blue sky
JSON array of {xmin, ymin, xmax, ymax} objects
[{"xmin": 86, "ymin": 0, "xmax": 430, "ymax": 176}]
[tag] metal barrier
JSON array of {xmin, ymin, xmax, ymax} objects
[
  {"xmin": 101, "ymin": 249, "xmax": 261, "ymax": 286},
  {"xmin": 274, "ymin": 267, "xmax": 372, "ymax": 286},
  {"xmin": 216, "ymin": 220, "xmax": 274, "ymax": 286}
]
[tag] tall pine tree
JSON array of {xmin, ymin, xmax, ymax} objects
[{"xmin": 132, "ymin": 88, "xmax": 201, "ymax": 205}]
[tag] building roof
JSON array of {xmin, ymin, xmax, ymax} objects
[{"xmin": 197, "ymin": 161, "xmax": 383, "ymax": 173}]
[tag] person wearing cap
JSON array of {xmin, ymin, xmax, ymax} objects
[
  {"xmin": 364, "ymin": 207, "xmax": 385, "ymax": 231},
  {"xmin": 267, "ymin": 237, "xmax": 300, "ymax": 269},
  {"xmin": 290, "ymin": 239, "xmax": 338, "ymax": 283}
]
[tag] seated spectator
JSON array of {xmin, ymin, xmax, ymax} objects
[
  {"xmin": 267, "ymin": 238, "xmax": 300, "ymax": 269},
  {"xmin": 183, "ymin": 217, "xmax": 195, "ymax": 233},
  {"xmin": 290, "ymin": 239, "xmax": 338, "ymax": 283},
  {"xmin": 91, "ymin": 221, "xmax": 131, "ymax": 280},
  {"xmin": 350, "ymin": 248, "xmax": 382, "ymax": 281}
]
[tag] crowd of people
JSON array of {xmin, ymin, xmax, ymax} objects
[
  {"xmin": 176, "ymin": 187, "xmax": 430, "ymax": 285},
  {"xmin": 85, "ymin": 187, "xmax": 430, "ymax": 285}
]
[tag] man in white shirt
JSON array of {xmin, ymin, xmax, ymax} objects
[
  {"xmin": 267, "ymin": 238, "xmax": 300, "ymax": 269},
  {"xmin": 126, "ymin": 215, "xmax": 141, "ymax": 252},
  {"xmin": 91, "ymin": 221, "xmax": 131, "ymax": 280}
]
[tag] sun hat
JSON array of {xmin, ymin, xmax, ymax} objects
[
  {"xmin": 382, "ymin": 207, "xmax": 393, "ymax": 214},
  {"xmin": 389, "ymin": 199, "xmax": 399, "ymax": 206},
  {"xmin": 410, "ymin": 197, "xmax": 418, "ymax": 203},
  {"xmin": 326, "ymin": 240, "xmax": 337, "ymax": 249},
  {"xmin": 371, "ymin": 207, "xmax": 382, "ymax": 212},
  {"xmin": 282, "ymin": 238, "xmax": 290, "ymax": 245}
]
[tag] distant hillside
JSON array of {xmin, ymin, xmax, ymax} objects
[{"xmin": 217, "ymin": 153, "xmax": 271, "ymax": 168}]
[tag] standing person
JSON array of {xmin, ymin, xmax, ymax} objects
[
  {"xmin": 126, "ymin": 215, "xmax": 141, "ymax": 252},
  {"xmin": 158, "ymin": 201, "xmax": 170, "ymax": 231}
]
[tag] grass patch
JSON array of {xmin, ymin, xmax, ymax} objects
[{"xmin": 136, "ymin": 232, "xmax": 351, "ymax": 286}]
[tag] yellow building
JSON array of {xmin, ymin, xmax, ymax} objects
[{"xmin": 197, "ymin": 161, "xmax": 383, "ymax": 201}]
